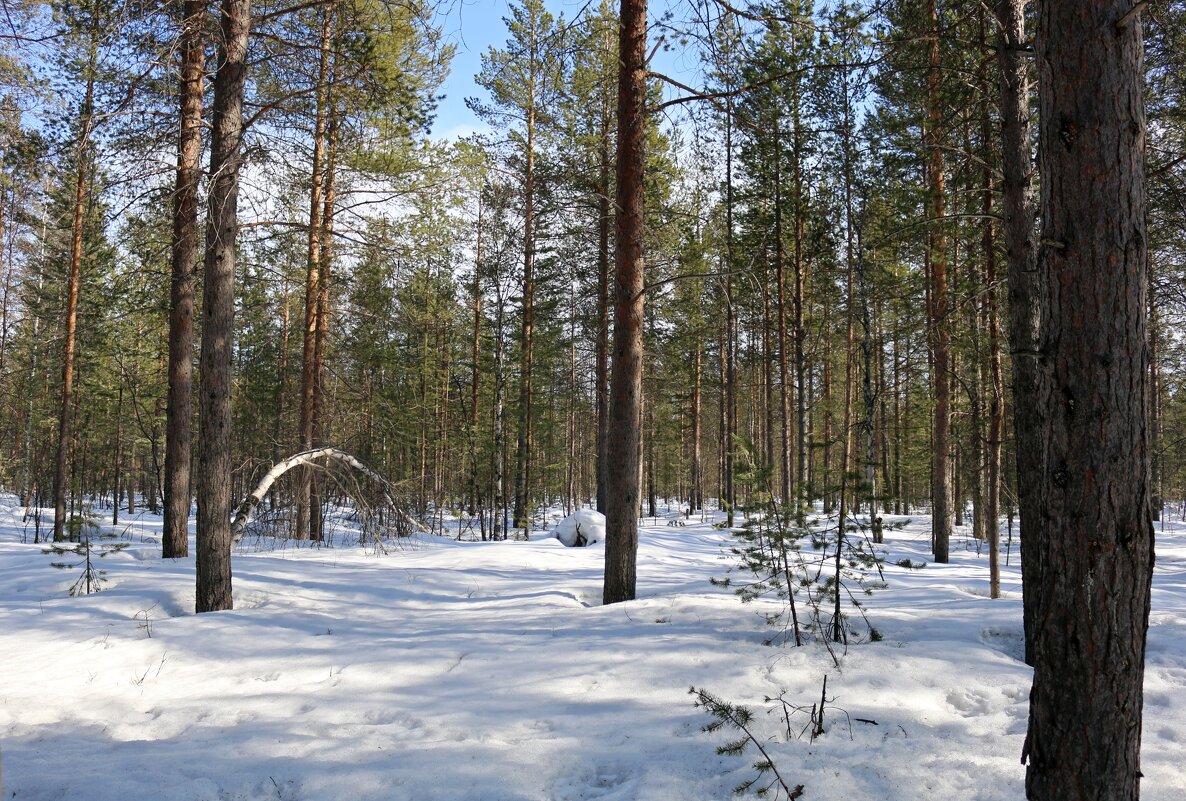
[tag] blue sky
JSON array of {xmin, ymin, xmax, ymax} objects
[{"xmin": 429, "ymin": 0, "xmax": 704, "ymax": 140}]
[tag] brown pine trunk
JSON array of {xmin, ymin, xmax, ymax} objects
[
  {"xmin": 112, "ymin": 381, "xmax": 123, "ymax": 527},
  {"xmin": 979, "ymin": 45, "xmax": 1003, "ymax": 597},
  {"xmin": 595, "ymin": 32, "xmax": 612, "ymax": 516},
  {"xmin": 513, "ymin": 76, "xmax": 537, "ymax": 536},
  {"xmin": 1022, "ymin": 2, "xmax": 1153, "ymax": 799},
  {"xmin": 163, "ymin": 0, "xmax": 206, "ymax": 559},
  {"xmin": 311, "ymin": 110, "xmax": 338, "ymax": 542},
  {"xmin": 926, "ymin": 0, "xmax": 951, "ymax": 562},
  {"xmin": 471, "ymin": 191, "xmax": 483, "ymax": 521},
  {"xmin": 603, "ymin": 0, "xmax": 646, "ymax": 605},
  {"xmin": 53, "ymin": 69, "xmax": 94, "ymax": 543},
  {"xmin": 196, "ymin": 0, "xmax": 251, "ymax": 614},
  {"xmin": 690, "ymin": 334, "xmax": 702, "ymax": 512},
  {"xmin": 296, "ymin": 3, "xmax": 334, "ymax": 541},
  {"xmin": 723, "ymin": 100, "xmax": 736, "ymax": 527},
  {"xmin": 773, "ymin": 126, "xmax": 792, "ymax": 509},
  {"xmin": 792, "ymin": 108, "xmax": 808, "ymax": 515}
]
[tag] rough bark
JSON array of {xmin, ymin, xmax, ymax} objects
[
  {"xmin": 602, "ymin": 0, "xmax": 646, "ymax": 605},
  {"xmin": 1021, "ymin": 2, "xmax": 1154, "ymax": 799},
  {"xmin": 196, "ymin": 0, "xmax": 251, "ymax": 614},
  {"xmin": 163, "ymin": 0, "xmax": 206, "ymax": 559}
]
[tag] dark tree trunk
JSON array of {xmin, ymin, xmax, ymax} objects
[
  {"xmin": 603, "ymin": 0, "xmax": 646, "ymax": 605},
  {"xmin": 926, "ymin": 0, "xmax": 951, "ymax": 562},
  {"xmin": 163, "ymin": 0, "xmax": 206, "ymax": 559},
  {"xmin": 995, "ymin": 0, "xmax": 1042, "ymax": 663},
  {"xmin": 1021, "ymin": 2, "xmax": 1154, "ymax": 799},
  {"xmin": 196, "ymin": 0, "xmax": 251, "ymax": 614}
]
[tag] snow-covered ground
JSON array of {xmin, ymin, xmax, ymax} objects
[{"xmin": 1, "ymin": 496, "xmax": 1183, "ymax": 800}]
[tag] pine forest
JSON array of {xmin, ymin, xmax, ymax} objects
[{"xmin": 0, "ymin": 1, "xmax": 1181, "ymax": 799}]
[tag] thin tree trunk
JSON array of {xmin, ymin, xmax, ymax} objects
[
  {"xmin": 595, "ymin": 31, "xmax": 612, "ymax": 515},
  {"xmin": 723, "ymin": 99, "xmax": 737, "ymax": 527},
  {"xmin": 196, "ymin": 0, "xmax": 251, "ymax": 614},
  {"xmin": 603, "ymin": 0, "xmax": 646, "ymax": 604},
  {"xmin": 163, "ymin": 0, "xmax": 206, "ymax": 558},
  {"xmin": 513, "ymin": 84, "xmax": 537, "ymax": 536},
  {"xmin": 296, "ymin": 2, "xmax": 334, "ymax": 541},
  {"xmin": 996, "ymin": 0, "xmax": 1042, "ymax": 664},
  {"xmin": 470, "ymin": 189, "xmax": 483, "ymax": 520},
  {"xmin": 926, "ymin": 0, "xmax": 951, "ymax": 563},
  {"xmin": 112, "ymin": 380, "xmax": 123, "ymax": 527},
  {"xmin": 1022, "ymin": 3, "xmax": 1153, "ymax": 799},
  {"xmin": 311, "ymin": 107, "xmax": 339, "ymax": 542},
  {"xmin": 690, "ymin": 333, "xmax": 702, "ymax": 512},
  {"xmin": 53, "ymin": 66, "xmax": 94, "ymax": 543}
]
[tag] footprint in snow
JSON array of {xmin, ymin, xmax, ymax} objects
[
  {"xmin": 550, "ymin": 766, "xmax": 639, "ymax": 801},
  {"xmin": 945, "ymin": 688, "xmax": 992, "ymax": 717},
  {"xmin": 979, "ymin": 625, "xmax": 1026, "ymax": 662}
]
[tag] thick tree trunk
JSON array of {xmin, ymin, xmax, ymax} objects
[
  {"xmin": 53, "ymin": 71, "xmax": 94, "ymax": 543},
  {"xmin": 163, "ymin": 0, "xmax": 206, "ymax": 559},
  {"xmin": 603, "ymin": 0, "xmax": 646, "ymax": 605},
  {"xmin": 1021, "ymin": 2, "xmax": 1153, "ymax": 799},
  {"xmin": 196, "ymin": 0, "xmax": 251, "ymax": 614}
]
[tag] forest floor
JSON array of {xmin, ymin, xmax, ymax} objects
[{"xmin": 1, "ymin": 495, "xmax": 1184, "ymax": 801}]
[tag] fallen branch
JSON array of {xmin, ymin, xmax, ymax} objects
[{"xmin": 230, "ymin": 447, "xmax": 428, "ymax": 542}]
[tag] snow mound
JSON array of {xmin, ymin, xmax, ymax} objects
[{"xmin": 553, "ymin": 509, "xmax": 605, "ymax": 547}]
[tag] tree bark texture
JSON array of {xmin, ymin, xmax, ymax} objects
[
  {"xmin": 163, "ymin": 0, "xmax": 206, "ymax": 559},
  {"xmin": 603, "ymin": 0, "xmax": 646, "ymax": 605},
  {"xmin": 196, "ymin": 0, "xmax": 251, "ymax": 614},
  {"xmin": 1022, "ymin": 2, "xmax": 1153, "ymax": 799}
]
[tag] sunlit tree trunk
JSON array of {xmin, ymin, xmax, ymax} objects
[{"xmin": 196, "ymin": 0, "xmax": 251, "ymax": 614}]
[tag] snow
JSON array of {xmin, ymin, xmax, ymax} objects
[
  {"xmin": 553, "ymin": 508, "xmax": 606, "ymax": 547},
  {"xmin": 1, "ymin": 496, "xmax": 1184, "ymax": 801}
]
